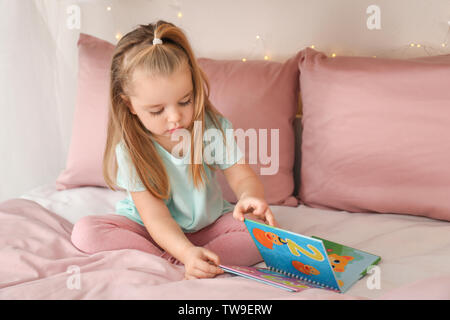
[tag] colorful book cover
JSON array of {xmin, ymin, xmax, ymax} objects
[{"xmin": 220, "ymin": 219, "xmax": 381, "ymax": 293}]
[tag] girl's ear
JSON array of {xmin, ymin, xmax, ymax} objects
[{"xmin": 120, "ymin": 94, "xmax": 137, "ymax": 115}]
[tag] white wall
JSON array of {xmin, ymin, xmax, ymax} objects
[{"xmin": 1, "ymin": 0, "xmax": 449, "ymax": 202}]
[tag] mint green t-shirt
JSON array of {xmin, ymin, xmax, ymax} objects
[{"xmin": 115, "ymin": 114, "xmax": 244, "ymax": 233}]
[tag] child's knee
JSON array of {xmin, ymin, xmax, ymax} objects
[{"xmin": 71, "ymin": 215, "xmax": 103, "ymax": 254}]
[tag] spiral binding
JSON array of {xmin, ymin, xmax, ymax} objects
[{"xmin": 268, "ymin": 266, "xmax": 339, "ymax": 292}]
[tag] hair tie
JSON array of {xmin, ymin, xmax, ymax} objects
[{"xmin": 153, "ymin": 37, "xmax": 163, "ymax": 45}]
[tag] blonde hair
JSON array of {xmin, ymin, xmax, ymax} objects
[{"xmin": 103, "ymin": 20, "xmax": 226, "ymax": 200}]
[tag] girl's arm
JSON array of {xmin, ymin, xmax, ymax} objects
[
  {"xmin": 225, "ymin": 165, "xmax": 264, "ymax": 200},
  {"xmin": 131, "ymin": 189, "xmax": 193, "ymax": 260},
  {"xmin": 223, "ymin": 161, "xmax": 278, "ymax": 227},
  {"xmin": 130, "ymin": 190, "xmax": 223, "ymax": 278}
]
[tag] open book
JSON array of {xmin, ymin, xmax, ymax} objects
[{"xmin": 219, "ymin": 219, "xmax": 381, "ymax": 293}]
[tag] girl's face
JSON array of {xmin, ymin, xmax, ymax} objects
[{"xmin": 126, "ymin": 63, "xmax": 195, "ymax": 147}]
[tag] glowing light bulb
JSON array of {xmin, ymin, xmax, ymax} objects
[
  {"xmin": 106, "ymin": 6, "xmax": 111, "ymax": 11},
  {"xmin": 410, "ymin": 43, "xmax": 415, "ymax": 47},
  {"xmin": 177, "ymin": 12, "xmax": 183, "ymax": 18},
  {"xmin": 242, "ymin": 58, "xmax": 247, "ymax": 62},
  {"xmin": 416, "ymin": 44, "xmax": 421, "ymax": 48},
  {"xmin": 264, "ymin": 55, "xmax": 269, "ymax": 60},
  {"xmin": 331, "ymin": 53, "xmax": 336, "ymax": 58},
  {"xmin": 442, "ymin": 43, "xmax": 447, "ymax": 47},
  {"xmin": 115, "ymin": 32, "xmax": 122, "ymax": 40},
  {"xmin": 256, "ymin": 35, "xmax": 260, "ymax": 40},
  {"xmin": 310, "ymin": 45, "xmax": 315, "ymax": 49}
]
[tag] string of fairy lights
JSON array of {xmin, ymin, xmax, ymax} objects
[{"xmin": 104, "ymin": 3, "xmax": 450, "ymax": 60}]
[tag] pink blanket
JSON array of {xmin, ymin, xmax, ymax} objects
[{"xmin": 1, "ymin": 199, "xmax": 449, "ymax": 300}]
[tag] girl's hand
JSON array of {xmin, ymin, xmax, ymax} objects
[
  {"xmin": 182, "ymin": 246, "xmax": 224, "ymax": 280},
  {"xmin": 233, "ymin": 195, "xmax": 279, "ymax": 227}
]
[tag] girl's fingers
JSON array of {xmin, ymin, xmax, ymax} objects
[
  {"xmin": 264, "ymin": 208, "xmax": 278, "ymax": 227},
  {"xmin": 186, "ymin": 266, "xmax": 221, "ymax": 279},
  {"xmin": 248, "ymin": 207, "xmax": 279, "ymax": 227},
  {"xmin": 202, "ymin": 249, "xmax": 221, "ymax": 266},
  {"xmin": 193, "ymin": 269, "xmax": 216, "ymax": 278},
  {"xmin": 256, "ymin": 202, "xmax": 267, "ymax": 215},
  {"xmin": 198, "ymin": 259, "xmax": 223, "ymax": 275},
  {"xmin": 234, "ymin": 199, "xmax": 279, "ymax": 227},
  {"xmin": 233, "ymin": 204, "xmax": 245, "ymax": 222}
]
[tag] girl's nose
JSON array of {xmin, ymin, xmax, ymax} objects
[{"xmin": 167, "ymin": 106, "xmax": 182, "ymax": 122}]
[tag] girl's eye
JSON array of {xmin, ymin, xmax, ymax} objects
[
  {"xmin": 149, "ymin": 109, "xmax": 164, "ymax": 116},
  {"xmin": 149, "ymin": 98, "xmax": 192, "ymax": 116},
  {"xmin": 179, "ymin": 98, "xmax": 192, "ymax": 106}
]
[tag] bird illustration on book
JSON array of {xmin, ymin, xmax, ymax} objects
[
  {"xmin": 292, "ymin": 260, "xmax": 320, "ymax": 275},
  {"xmin": 252, "ymin": 228, "xmax": 287, "ymax": 249}
]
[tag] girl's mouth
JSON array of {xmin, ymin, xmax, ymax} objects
[{"xmin": 168, "ymin": 126, "xmax": 183, "ymax": 134}]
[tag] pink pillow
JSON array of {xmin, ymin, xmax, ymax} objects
[
  {"xmin": 297, "ymin": 48, "xmax": 450, "ymax": 221},
  {"xmin": 198, "ymin": 57, "xmax": 301, "ymax": 206},
  {"xmin": 56, "ymin": 33, "xmax": 114, "ymax": 190},
  {"xmin": 57, "ymin": 33, "xmax": 300, "ymax": 206}
]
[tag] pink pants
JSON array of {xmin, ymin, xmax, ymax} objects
[{"xmin": 71, "ymin": 211, "xmax": 263, "ymax": 266}]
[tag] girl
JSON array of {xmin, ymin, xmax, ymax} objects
[{"xmin": 71, "ymin": 20, "xmax": 278, "ymax": 280}]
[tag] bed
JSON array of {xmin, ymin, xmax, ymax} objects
[
  {"xmin": 2, "ymin": 28, "xmax": 450, "ymax": 300},
  {"xmin": 0, "ymin": 183, "xmax": 447, "ymax": 299}
]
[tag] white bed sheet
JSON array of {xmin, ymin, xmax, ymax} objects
[{"xmin": 20, "ymin": 183, "xmax": 450, "ymax": 299}]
